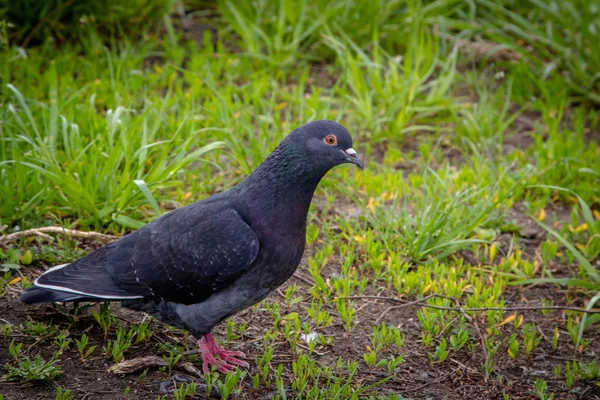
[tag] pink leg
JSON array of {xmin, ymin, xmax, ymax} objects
[{"xmin": 197, "ymin": 334, "xmax": 249, "ymax": 374}]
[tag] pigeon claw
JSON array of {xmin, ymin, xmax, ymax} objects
[{"xmin": 198, "ymin": 334, "xmax": 249, "ymax": 374}]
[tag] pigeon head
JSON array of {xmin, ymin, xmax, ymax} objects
[
  {"xmin": 240, "ymin": 120, "xmax": 363, "ymax": 201},
  {"xmin": 238, "ymin": 119, "xmax": 363, "ymax": 232},
  {"xmin": 285, "ymin": 120, "xmax": 364, "ymax": 170}
]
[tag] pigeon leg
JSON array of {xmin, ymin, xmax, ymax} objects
[{"xmin": 198, "ymin": 334, "xmax": 249, "ymax": 374}]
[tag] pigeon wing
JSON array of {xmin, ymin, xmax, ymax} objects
[
  {"xmin": 35, "ymin": 206, "xmax": 260, "ymax": 304},
  {"xmin": 105, "ymin": 207, "xmax": 260, "ymax": 304}
]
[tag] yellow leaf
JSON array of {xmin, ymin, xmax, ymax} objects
[
  {"xmin": 574, "ymin": 223, "xmax": 588, "ymax": 232},
  {"xmin": 9, "ymin": 277, "xmax": 21, "ymax": 285},
  {"xmin": 593, "ymin": 209, "xmax": 600, "ymax": 220},
  {"xmin": 489, "ymin": 243, "xmax": 498, "ymax": 261},
  {"xmin": 538, "ymin": 208, "xmax": 546, "ymax": 221},
  {"xmin": 498, "ymin": 313, "xmax": 517, "ymax": 327},
  {"xmin": 514, "ymin": 314, "xmax": 524, "ymax": 329},
  {"xmin": 366, "ymin": 197, "xmax": 378, "ymax": 212},
  {"xmin": 422, "ymin": 282, "xmax": 434, "ymax": 293},
  {"xmin": 353, "ymin": 235, "xmax": 364, "ymax": 243},
  {"xmin": 460, "ymin": 284, "xmax": 472, "ymax": 294},
  {"xmin": 20, "ymin": 250, "xmax": 33, "ymax": 265},
  {"xmin": 184, "ymin": 192, "xmax": 192, "ymax": 200},
  {"xmin": 274, "ymin": 101, "xmax": 288, "ymax": 111}
]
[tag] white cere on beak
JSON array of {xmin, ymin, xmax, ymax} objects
[{"xmin": 345, "ymin": 148, "xmax": 357, "ymax": 156}]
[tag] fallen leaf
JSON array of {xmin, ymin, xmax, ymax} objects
[
  {"xmin": 274, "ymin": 101, "xmax": 288, "ymax": 111},
  {"xmin": 515, "ymin": 314, "xmax": 524, "ymax": 329},
  {"xmin": 498, "ymin": 313, "xmax": 517, "ymax": 327},
  {"xmin": 574, "ymin": 223, "xmax": 587, "ymax": 232},
  {"xmin": 538, "ymin": 208, "xmax": 546, "ymax": 221},
  {"xmin": 20, "ymin": 250, "xmax": 33, "ymax": 265}
]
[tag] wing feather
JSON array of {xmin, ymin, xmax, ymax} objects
[
  {"xmin": 106, "ymin": 206, "xmax": 260, "ymax": 304},
  {"xmin": 34, "ymin": 204, "xmax": 260, "ymax": 304}
]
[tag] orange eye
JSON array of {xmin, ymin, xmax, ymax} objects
[{"xmin": 324, "ymin": 135, "xmax": 337, "ymax": 146}]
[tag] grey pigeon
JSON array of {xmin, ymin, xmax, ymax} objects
[{"xmin": 20, "ymin": 120, "xmax": 363, "ymax": 373}]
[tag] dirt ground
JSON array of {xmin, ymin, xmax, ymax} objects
[{"xmin": 1, "ymin": 257, "xmax": 599, "ymax": 399}]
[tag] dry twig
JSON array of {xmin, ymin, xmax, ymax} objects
[
  {"xmin": 292, "ymin": 272, "xmax": 315, "ymax": 286},
  {"xmin": 109, "ymin": 356, "xmax": 203, "ymax": 378},
  {"xmin": 396, "ymin": 369, "xmax": 455, "ymax": 394},
  {"xmin": 1, "ymin": 226, "xmax": 117, "ymax": 244},
  {"xmin": 109, "ymin": 356, "xmax": 168, "ymax": 374},
  {"xmin": 374, "ymin": 294, "xmax": 437, "ymax": 324},
  {"xmin": 471, "ymin": 313, "xmax": 490, "ymax": 383}
]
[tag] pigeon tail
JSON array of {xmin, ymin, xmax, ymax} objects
[
  {"xmin": 19, "ymin": 287, "xmax": 87, "ymax": 304},
  {"xmin": 31, "ymin": 252, "xmax": 148, "ymax": 301}
]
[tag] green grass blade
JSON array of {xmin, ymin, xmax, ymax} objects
[
  {"xmin": 576, "ymin": 292, "xmax": 600, "ymax": 349},
  {"xmin": 133, "ymin": 179, "xmax": 161, "ymax": 217},
  {"xmin": 530, "ymin": 216, "xmax": 600, "ymax": 283}
]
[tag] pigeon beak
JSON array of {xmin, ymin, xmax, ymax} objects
[{"xmin": 343, "ymin": 148, "xmax": 364, "ymax": 169}]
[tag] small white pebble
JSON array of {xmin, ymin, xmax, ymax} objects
[{"xmin": 300, "ymin": 332, "xmax": 319, "ymax": 343}]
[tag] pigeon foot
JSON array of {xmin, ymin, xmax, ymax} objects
[{"xmin": 198, "ymin": 334, "xmax": 249, "ymax": 374}]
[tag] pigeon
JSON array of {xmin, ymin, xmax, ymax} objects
[{"xmin": 20, "ymin": 119, "xmax": 363, "ymax": 373}]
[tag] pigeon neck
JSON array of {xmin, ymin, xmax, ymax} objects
[{"xmin": 238, "ymin": 143, "xmax": 329, "ymax": 233}]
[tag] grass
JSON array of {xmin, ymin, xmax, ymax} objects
[
  {"xmin": 1, "ymin": 57, "xmax": 225, "ymax": 230},
  {"xmin": 1, "ymin": 0, "xmax": 600, "ymax": 399},
  {"xmin": 442, "ymin": 0, "xmax": 600, "ymax": 103},
  {"xmin": 364, "ymin": 167, "xmax": 515, "ymax": 263},
  {"xmin": 0, "ymin": 0, "xmax": 172, "ymax": 45},
  {"xmin": 4, "ymin": 341, "xmax": 62, "ymax": 383}
]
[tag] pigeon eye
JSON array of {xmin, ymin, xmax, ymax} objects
[{"xmin": 324, "ymin": 135, "xmax": 337, "ymax": 146}]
